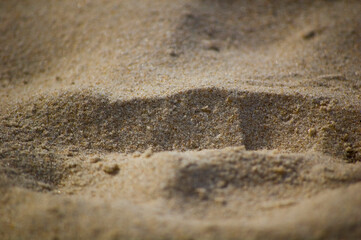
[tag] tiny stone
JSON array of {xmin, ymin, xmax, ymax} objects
[
  {"xmin": 345, "ymin": 146, "xmax": 353, "ymax": 153},
  {"xmin": 308, "ymin": 128, "xmax": 317, "ymax": 137},
  {"xmin": 133, "ymin": 151, "xmax": 141, "ymax": 157},
  {"xmin": 66, "ymin": 162, "xmax": 78, "ymax": 170},
  {"xmin": 302, "ymin": 30, "xmax": 316, "ymax": 40},
  {"xmin": 103, "ymin": 163, "xmax": 120, "ymax": 175},
  {"xmin": 225, "ymin": 96, "xmax": 233, "ymax": 103},
  {"xmin": 143, "ymin": 147, "xmax": 153, "ymax": 158},
  {"xmin": 251, "ymin": 166, "xmax": 259, "ymax": 173},
  {"xmin": 272, "ymin": 166, "xmax": 287, "ymax": 176},
  {"xmin": 214, "ymin": 197, "xmax": 226, "ymax": 205},
  {"xmin": 196, "ymin": 188, "xmax": 207, "ymax": 200},
  {"xmin": 215, "ymin": 133, "xmax": 222, "ymax": 139},
  {"xmin": 66, "ymin": 150, "xmax": 74, "ymax": 157},
  {"xmin": 201, "ymin": 106, "xmax": 211, "ymax": 113},
  {"xmin": 216, "ymin": 180, "xmax": 227, "ymax": 188},
  {"xmin": 342, "ymin": 134, "xmax": 349, "ymax": 141},
  {"xmin": 169, "ymin": 51, "xmax": 178, "ymax": 57},
  {"xmin": 90, "ymin": 157, "xmax": 102, "ymax": 163},
  {"xmin": 345, "ymin": 147, "xmax": 356, "ymax": 161},
  {"xmin": 201, "ymin": 39, "xmax": 220, "ymax": 51},
  {"xmin": 320, "ymin": 106, "xmax": 329, "ymax": 112},
  {"xmin": 166, "ymin": 49, "xmax": 179, "ymax": 57}
]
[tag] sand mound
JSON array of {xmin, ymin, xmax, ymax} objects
[
  {"xmin": 1, "ymin": 89, "xmax": 360, "ymax": 239},
  {"xmin": 2, "ymin": 88, "xmax": 360, "ymax": 157},
  {"xmin": 1, "ymin": 0, "xmax": 361, "ymax": 239},
  {"xmin": 2, "ymin": 148, "xmax": 361, "ymax": 240}
]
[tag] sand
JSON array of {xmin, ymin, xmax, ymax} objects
[{"xmin": 0, "ymin": 0, "xmax": 361, "ymax": 239}]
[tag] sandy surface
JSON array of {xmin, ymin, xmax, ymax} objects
[{"xmin": 1, "ymin": 0, "xmax": 361, "ymax": 239}]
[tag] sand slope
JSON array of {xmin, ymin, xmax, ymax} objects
[{"xmin": 1, "ymin": 0, "xmax": 361, "ymax": 239}]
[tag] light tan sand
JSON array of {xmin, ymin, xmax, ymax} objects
[{"xmin": 1, "ymin": 0, "xmax": 361, "ymax": 239}]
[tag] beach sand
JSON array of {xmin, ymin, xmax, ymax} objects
[{"xmin": 1, "ymin": 0, "xmax": 361, "ymax": 239}]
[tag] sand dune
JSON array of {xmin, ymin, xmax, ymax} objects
[{"xmin": 1, "ymin": 0, "xmax": 361, "ymax": 239}]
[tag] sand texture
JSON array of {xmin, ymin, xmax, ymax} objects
[{"xmin": 1, "ymin": 0, "xmax": 361, "ymax": 239}]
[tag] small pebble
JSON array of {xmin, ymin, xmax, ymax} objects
[
  {"xmin": 66, "ymin": 150, "xmax": 74, "ymax": 157},
  {"xmin": 90, "ymin": 157, "xmax": 102, "ymax": 163},
  {"xmin": 214, "ymin": 197, "xmax": 226, "ymax": 205},
  {"xmin": 103, "ymin": 163, "xmax": 120, "ymax": 175},
  {"xmin": 308, "ymin": 128, "xmax": 317, "ymax": 137},
  {"xmin": 216, "ymin": 180, "xmax": 227, "ymax": 188},
  {"xmin": 272, "ymin": 166, "xmax": 287, "ymax": 176},
  {"xmin": 196, "ymin": 188, "xmax": 207, "ymax": 200},
  {"xmin": 201, "ymin": 39, "xmax": 221, "ymax": 52},
  {"xmin": 143, "ymin": 147, "xmax": 153, "ymax": 158},
  {"xmin": 166, "ymin": 49, "xmax": 179, "ymax": 57},
  {"xmin": 225, "ymin": 96, "xmax": 233, "ymax": 103},
  {"xmin": 133, "ymin": 151, "xmax": 141, "ymax": 157},
  {"xmin": 201, "ymin": 106, "xmax": 211, "ymax": 113},
  {"xmin": 302, "ymin": 30, "xmax": 316, "ymax": 40}
]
